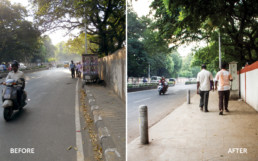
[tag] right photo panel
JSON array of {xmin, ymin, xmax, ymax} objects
[{"xmin": 127, "ymin": 0, "xmax": 258, "ymax": 160}]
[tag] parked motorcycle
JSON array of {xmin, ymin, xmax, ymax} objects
[
  {"xmin": 158, "ymin": 82, "xmax": 168, "ymax": 95},
  {"xmin": 1, "ymin": 79, "xmax": 27, "ymax": 121}
]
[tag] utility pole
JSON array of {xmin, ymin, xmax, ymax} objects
[
  {"xmin": 148, "ymin": 64, "xmax": 150, "ymax": 82},
  {"xmin": 219, "ymin": 32, "xmax": 221, "ymax": 69}
]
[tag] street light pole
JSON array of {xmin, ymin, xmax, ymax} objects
[
  {"xmin": 219, "ymin": 32, "xmax": 221, "ymax": 69},
  {"xmin": 84, "ymin": 3, "xmax": 87, "ymax": 54},
  {"xmin": 148, "ymin": 64, "xmax": 150, "ymax": 82}
]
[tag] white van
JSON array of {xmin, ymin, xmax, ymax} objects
[{"xmin": 150, "ymin": 76, "xmax": 161, "ymax": 84}]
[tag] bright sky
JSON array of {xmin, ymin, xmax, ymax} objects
[
  {"xmin": 131, "ymin": 0, "xmax": 206, "ymax": 57},
  {"xmin": 10, "ymin": 0, "xmax": 77, "ymax": 45}
]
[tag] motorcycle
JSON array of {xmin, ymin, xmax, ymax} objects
[
  {"xmin": 1, "ymin": 79, "xmax": 27, "ymax": 121},
  {"xmin": 158, "ymin": 82, "xmax": 168, "ymax": 95}
]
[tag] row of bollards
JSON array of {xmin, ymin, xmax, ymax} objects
[{"xmin": 138, "ymin": 90, "xmax": 191, "ymax": 145}]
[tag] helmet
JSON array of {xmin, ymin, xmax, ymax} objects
[{"xmin": 11, "ymin": 60, "xmax": 19, "ymax": 67}]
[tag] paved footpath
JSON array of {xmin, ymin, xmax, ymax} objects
[
  {"xmin": 84, "ymin": 84, "xmax": 125, "ymax": 161},
  {"xmin": 128, "ymin": 91, "xmax": 258, "ymax": 161}
]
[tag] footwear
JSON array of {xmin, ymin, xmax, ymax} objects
[
  {"xmin": 200, "ymin": 107, "xmax": 203, "ymax": 111},
  {"xmin": 219, "ymin": 111, "xmax": 223, "ymax": 115},
  {"xmin": 225, "ymin": 109, "xmax": 229, "ymax": 112},
  {"xmin": 204, "ymin": 109, "xmax": 209, "ymax": 112}
]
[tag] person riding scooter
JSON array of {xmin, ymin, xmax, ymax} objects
[
  {"xmin": 160, "ymin": 77, "xmax": 167, "ymax": 86},
  {"xmin": 5, "ymin": 60, "xmax": 25, "ymax": 106},
  {"xmin": 158, "ymin": 76, "xmax": 168, "ymax": 95}
]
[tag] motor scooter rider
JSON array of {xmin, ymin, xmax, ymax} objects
[
  {"xmin": 160, "ymin": 76, "xmax": 166, "ymax": 86},
  {"xmin": 5, "ymin": 60, "xmax": 25, "ymax": 106}
]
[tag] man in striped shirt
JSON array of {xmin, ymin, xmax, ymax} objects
[{"xmin": 214, "ymin": 62, "xmax": 233, "ymax": 115}]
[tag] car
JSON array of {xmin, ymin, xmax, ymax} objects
[
  {"xmin": 64, "ymin": 61, "xmax": 69, "ymax": 68},
  {"xmin": 150, "ymin": 76, "xmax": 161, "ymax": 84},
  {"xmin": 19, "ymin": 63, "xmax": 27, "ymax": 70},
  {"xmin": 168, "ymin": 78, "xmax": 176, "ymax": 86}
]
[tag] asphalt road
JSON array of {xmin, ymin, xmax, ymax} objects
[
  {"xmin": 127, "ymin": 83, "xmax": 197, "ymax": 143},
  {"xmin": 0, "ymin": 68, "xmax": 94, "ymax": 161}
]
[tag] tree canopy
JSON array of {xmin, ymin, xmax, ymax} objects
[
  {"xmin": 31, "ymin": 0, "xmax": 125, "ymax": 57},
  {"xmin": 150, "ymin": 0, "xmax": 258, "ymax": 67},
  {"xmin": 0, "ymin": 0, "xmax": 42, "ymax": 63},
  {"xmin": 127, "ymin": 6, "xmax": 182, "ymax": 78}
]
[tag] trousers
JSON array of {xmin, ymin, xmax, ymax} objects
[
  {"xmin": 199, "ymin": 90, "xmax": 210, "ymax": 110},
  {"xmin": 218, "ymin": 90, "xmax": 230, "ymax": 111}
]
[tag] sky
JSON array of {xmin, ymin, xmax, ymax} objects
[
  {"xmin": 131, "ymin": 0, "xmax": 206, "ymax": 57},
  {"xmin": 10, "ymin": 0, "xmax": 77, "ymax": 45}
]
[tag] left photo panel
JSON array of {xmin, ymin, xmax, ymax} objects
[{"xmin": 0, "ymin": 0, "xmax": 126, "ymax": 161}]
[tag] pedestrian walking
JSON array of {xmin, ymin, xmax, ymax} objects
[
  {"xmin": 197, "ymin": 64, "xmax": 213, "ymax": 112},
  {"xmin": 69, "ymin": 60, "xmax": 76, "ymax": 78},
  {"xmin": 214, "ymin": 62, "xmax": 233, "ymax": 115}
]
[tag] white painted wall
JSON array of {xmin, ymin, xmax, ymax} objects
[
  {"xmin": 240, "ymin": 73, "xmax": 245, "ymax": 100},
  {"xmin": 240, "ymin": 69, "xmax": 258, "ymax": 111}
]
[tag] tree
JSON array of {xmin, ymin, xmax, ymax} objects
[
  {"xmin": 151, "ymin": 0, "xmax": 258, "ymax": 67},
  {"xmin": 179, "ymin": 54, "xmax": 200, "ymax": 78},
  {"xmin": 127, "ymin": 7, "xmax": 149, "ymax": 77},
  {"xmin": 65, "ymin": 33, "xmax": 98, "ymax": 55},
  {"xmin": 128, "ymin": 6, "xmax": 181, "ymax": 78},
  {"xmin": 55, "ymin": 42, "xmax": 81, "ymax": 63},
  {"xmin": 170, "ymin": 51, "xmax": 182, "ymax": 77},
  {"xmin": 0, "ymin": 0, "xmax": 41, "ymax": 63},
  {"xmin": 31, "ymin": 0, "xmax": 125, "ymax": 56},
  {"xmin": 32, "ymin": 36, "xmax": 56, "ymax": 63}
]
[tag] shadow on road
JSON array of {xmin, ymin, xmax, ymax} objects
[{"xmin": 7, "ymin": 109, "xmax": 28, "ymax": 123}]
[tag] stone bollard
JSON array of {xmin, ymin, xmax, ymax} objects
[
  {"xmin": 187, "ymin": 90, "xmax": 190, "ymax": 104},
  {"xmin": 139, "ymin": 105, "xmax": 149, "ymax": 144}
]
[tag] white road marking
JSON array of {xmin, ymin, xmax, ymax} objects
[
  {"xmin": 75, "ymin": 79, "xmax": 84, "ymax": 161},
  {"xmin": 133, "ymin": 98, "xmax": 151, "ymax": 103}
]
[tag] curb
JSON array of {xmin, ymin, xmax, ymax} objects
[{"xmin": 84, "ymin": 86, "xmax": 121, "ymax": 161}]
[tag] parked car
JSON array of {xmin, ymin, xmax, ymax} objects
[
  {"xmin": 150, "ymin": 76, "xmax": 161, "ymax": 84},
  {"xmin": 19, "ymin": 63, "xmax": 27, "ymax": 70},
  {"xmin": 168, "ymin": 78, "xmax": 176, "ymax": 86}
]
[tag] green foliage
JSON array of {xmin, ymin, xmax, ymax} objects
[
  {"xmin": 65, "ymin": 33, "xmax": 98, "ymax": 56},
  {"xmin": 54, "ymin": 41, "xmax": 81, "ymax": 63},
  {"xmin": 152, "ymin": 0, "xmax": 258, "ymax": 67},
  {"xmin": 179, "ymin": 54, "xmax": 199, "ymax": 78},
  {"xmin": 0, "ymin": 0, "xmax": 42, "ymax": 63},
  {"xmin": 32, "ymin": 0, "xmax": 125, "ymax": 56},
  {"xmin": 170, "ymin": 51, "xmax": 182, "ymax": 77},
  {"xmin": 127, "ymin": 7, "xmax": 180, "ymax": 78}
]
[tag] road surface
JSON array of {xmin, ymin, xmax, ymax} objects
[
  {"xmin": 0, "ymin": 68, "xmax": 94, "ymax": 161},
  {"xmin": 127, "ymin": 83, "xmax": 197, "ymax": 143}
]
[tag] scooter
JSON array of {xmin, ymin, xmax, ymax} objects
[
  {"xmin": 158, "ymin": 82, "xmax": 168, "ymax": 95},
  {"xmin": 1, "ymin": 79, "xmax": 27, "ymax": 121}
]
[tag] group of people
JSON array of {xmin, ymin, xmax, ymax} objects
[
  {"xmin": 197, "ymin": 62, "xmax": 233, "ymax": 115},
  {"xmin": 0, "ymin": 62, "xmax": 12, "ymax": 72},
  {"xmin": 69, "ymin": 60, "xmax": 82, "ymax": 78}
]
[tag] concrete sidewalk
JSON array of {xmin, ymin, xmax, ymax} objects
[
  {"xmin": 84, "ymin": 84, "xmax": 125, "ymax": 161},
  {"xmin": 128, "ymin": 91, "xmax": 258, "ymax": 161}
]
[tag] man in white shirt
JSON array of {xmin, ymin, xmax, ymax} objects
[
  {"xmin": 6, "ymin": 61, "xmax": 25, "ymax": 105},
  {"xmin": 214, "ymin": 62, "xmax": 233, "ymax": 115},
  {"xmin": 197, "ymin": 64, "xmax": 213, "ymax": 112}
]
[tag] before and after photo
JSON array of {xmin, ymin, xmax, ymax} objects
[{"xmin": 0, "ymin": 0, "xmax": 257, "ymax": 161}]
